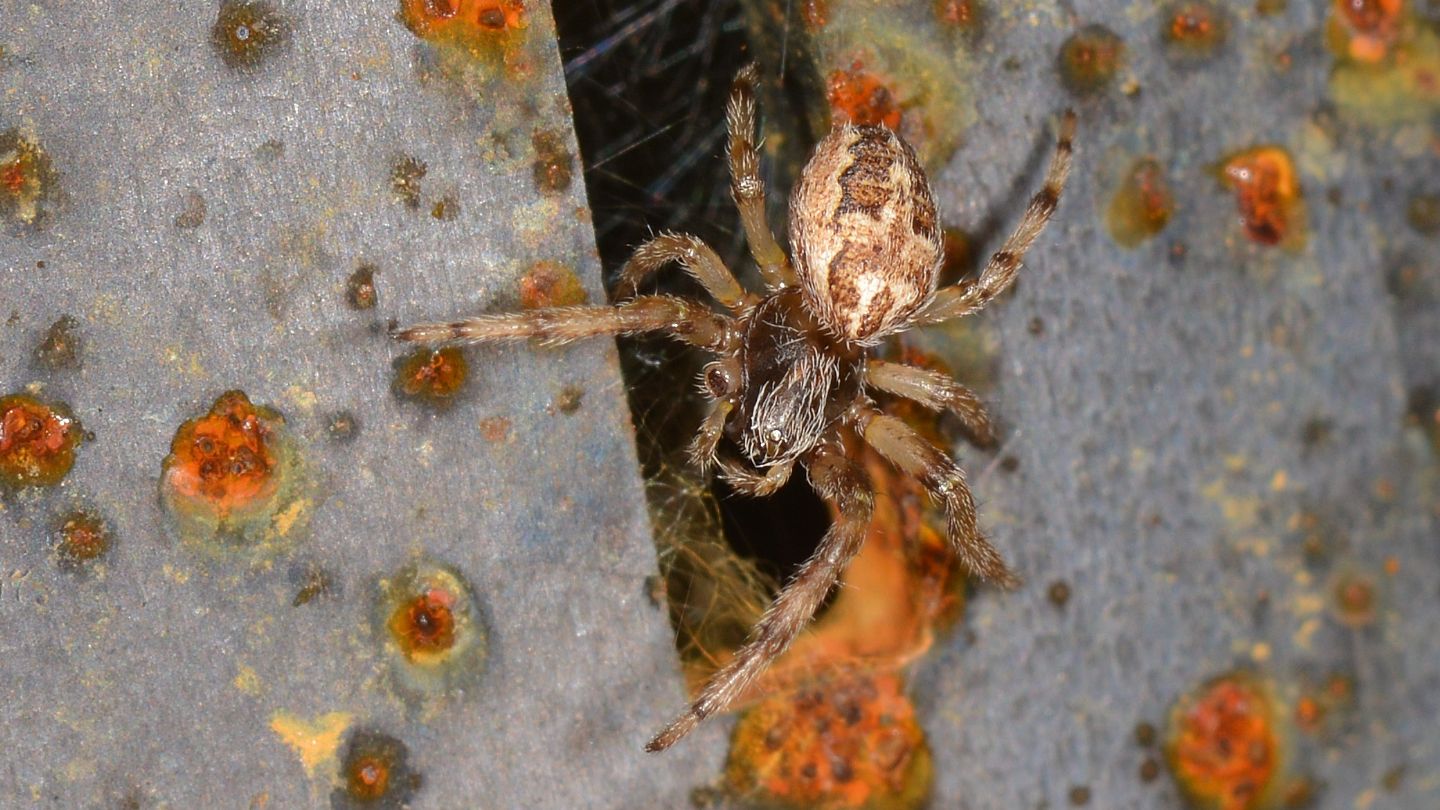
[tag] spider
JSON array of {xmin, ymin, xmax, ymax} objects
[{"xmin": 397, "ymin": 66, "xmax": 1075, "ymax": 752}]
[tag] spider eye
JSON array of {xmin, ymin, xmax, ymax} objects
[{"xmin": 703, "ymin": 366, "xmax": 731, "ymax": 398}]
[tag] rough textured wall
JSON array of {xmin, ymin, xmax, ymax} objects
[{"xmin": 0, "ymin": 1, "xmax": 720, "ymax": 806}]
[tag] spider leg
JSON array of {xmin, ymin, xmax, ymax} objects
[
  {"xmin": 394, "ymin": 295, "xmax": 733, "ymax": 353},
  {"xmin": 716, "ymin": 454, "xmax": 794, "ymax": 497},
  {"xmin": 864, "ymin": 359, "xmax": 997, "ymax": 448},
  {"xmin": 646, "ymin": 439, "xmax": 873, "ymax": 752},
  {"xmin": 728, "ymin": 64, "xmax": 797, "ymax": 290},
  {"xmin": 689, "ymin": 400, "xmax": 733, "ymax": 473},
  {"xmin": 616, "ymin": 232, "xmax": 755, "ymax": 311},
  {"xmin": 915, "ymin": 110, "xmax": 1076, "ymax": 326},
  {"xmin": 853, "ymin": 406, "xmax": 1020, "ymax": 588}
]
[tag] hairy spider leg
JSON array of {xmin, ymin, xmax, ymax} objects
[
  {"xmin": 728, "ymin": 64, "xmax": 797, "ymax": 289},
  {"xmin": 395, "ymin": 295, "xmax": 734, "ymax": 353},
  {"xmin": 864, "ymin": 360, "xmax": 997, "ymax": 448},
  {"xmin": 715, "ymin": 454, "xmax": 795, "ymax": 497},
  {"xmin": 917, "ymin": 110, "xmax": 1077, "ymax": 325},
  {"xmin": 855, "ymin": 407, "xmax": 1020, "ymax": 588},
  {"xmin": 646, "ymin": 439, "xmax": 873, "ymax": 751},
  {"xmin": 616, "ymin": 232, "xmax": 754, "ymax": 311},
  {"xmin": 689, "ymin": 399, "xmax": 733, "ymax": 472}
]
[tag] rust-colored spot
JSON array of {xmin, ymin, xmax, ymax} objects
[
  {"xmin": 33, "ymin": 314, "xmax": 82, "ymax": 371},
  {"xmin": 1048, "ymin": 580, "xmax": 1072, "ymax": 607},
  {"xmin": 346, "ymin": 264, "xmax": 379, "ymax": 310},
  {"xmin": 1330, "ymin": 570, "xmax": 1378, "ymax": 627},
  {"xmin": 1328, "ymin": 0, "xmax": 1404, "ymax": 63},
  {"xmin": 400, "ymin": 0, "xmax": 526, "ymax": 40},
  {"xmin": 1057, "ymin": 25, "xmax": 1126, "ymax": 96},
  {"xmin": 478, "ymin": 416, "xmax": 510, "ymax": 442},
  {"xmin": 519, "ymin": 260, "xmax": 588, "ymax": 309},
  {"xmin": 826, "ymin": 61, "xmax": 902, "ymax": 130},
  {"xmin": 0, "ymin": 393, "xmax": 83, "ymax": 488},
  {"xmin": 725, "ymin": 671, "xmax": 932, "ymax": 810},
  {"xmin": 1106, "ymin": 157, "xmax": 1174, "ymax": 247},
  {"xmin": 430, "ymin": 193, "xmax": 460, "ymax": 221},
  {"xmin": 1, "ymin": 129, "xmax": 57, "ymax": 226},
  {"xmin": 1218, "ymin": 146, "xmax": 1306, "ymax": 250},
  {"xmin": 290, "ymin": 563, "xmax": 335, "ymax": 606},
  {"xmin": 1407, "ymin": 192, "xmax": 1440, "ymax": 235},
  {"xmin": 333, "ymin": 729, "xmax": 422, "ymax": 809},
  {"xmin": 1293, "ymin": 695, "xmax": 1323, "ymax": 733},
  {"xmin": 159, "ymin": 390, "xmax": 308, "ymax": 555},
  {"xmin": 327, "ymin": 410, "xmax": 360, "ymax": 442},
  {"xmin": 1165, "ymin": 674, "xmax": 1282, "ymax": 810},
  {"xmin": 390, "ymin": 155, "xmax": 427, "ymax": 209},
  {"xmin": 531, "ymin": 130, "xmax": 574, "ymax": 194},
  {"xmin": 802, "ymin": 0, "xmax": 829, "ymax": 29},
  {"xmin": 163, "ymin": 391, "xmax": 277, "ymax": 512},
  {"xmin": 55, "ymin": 510, "xmax": 111, "ymax": 569},
  {"xmin": 393, "ymin": 347, "xmax": 469, "ymax": 405},
  {"xmin": 389, "ymin": 587, "xmax": 458, "ymax": 661},
  {"xmin": 373, "ymin": 560, "xmax": 488, "ymax": 700},
  {"xmin": 1163, "ymin": 2, "xmax": 1229, "ymax": 59},
  {"xmin": 936, "ymin": 0, "xmax": 984, "ymax": 36},
  {"xmin": 211, "ymin": 1, "xmax": 287, "ymax": 70},
  {"xmin": 1136, "ymin": 722, "xmax": 1158, "ymax": 747}
]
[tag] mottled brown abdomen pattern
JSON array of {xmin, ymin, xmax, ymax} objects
[{"xmin": 789, "ymin": 124, "xmax": 943, "ymax": 344}]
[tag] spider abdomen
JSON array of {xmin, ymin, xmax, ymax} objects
[{"xmin": 788, "ymin": 125, "xmax": 943, "ymax": 345}]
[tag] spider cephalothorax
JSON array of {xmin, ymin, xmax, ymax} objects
[{"xmin": 397, "ymin": 65, "xmax": 1075, "ymax": 752}]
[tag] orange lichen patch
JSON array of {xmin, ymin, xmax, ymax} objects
[
  {"xmin": 827, "ymin": 62, "xmax": 903, "ymax": 130},
  {"xmin": 400, "ymin": 0, "xmax": 526, "ymax": 41},
  {"xmin": 1327, "ymin": 0, "xmax": 1405, "ymax": 64},
  {"xmin": 163, "ymin": 391, "xmax": 279, "ymax": 513},
  {"xmin": 374, "ymin": 560, "xmax": 487, "ymax": 701},
  {"xmin": 762, "ymin": 453, "xmax": 958, "ymax": 696},
  {"xmin": 1165, "ymin": 674, "xmax": 1284, "ymax": 810},
  {"xmin": 1, "ymin": 129, "xmax": 57, "ymax": 226},
  {"xmin": 1163, "ymin": 2, "xmax": 1229, "ymax": 59},
  {"xmin": 725, "ymin": 670, "xmax": 932, "ymax": 810},
  {"xmin": 160, "ymin": 390, "xmax": 308, "ymax": 555},
  {"xmin": 1329, "ymin": 570, "xmax": 1378, "ymax": 627},
  {"xmin": 332, "ymin": 729, "xmax": 422, "ymax": 809},
  {"xmin": 393, "ymin": 347, "xmax": 469, "ymax": 405},
  {"xmin": 389, "ymin": 587, "xmax": 458, "ymax": 663},
  {"xmin": 1106, "ymin": 157, "xmax": 1175, "ymax": 247},
  {"xmin": 519, "ymin": 261, "xmax": 588, "ymax": 309},
  {"xmin": 0, "ymin": 394, "xmax": 83, "ymax": 488},
  {"xmin": 1057, "ymin": 25, "xmax": 1126, "ymax": 96},
  {"xmin": 55, "ymin": 510, "xmax": 111, "ymax": 569},
  {"xmin": 1218, "ymin": 147, "xmax": 1306, "ymax": 250}
]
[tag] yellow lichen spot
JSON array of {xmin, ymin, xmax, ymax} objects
[
  {"xmin": 267, "ymin": 498, "xmax": 310, "ymax": 540},
  {"xmin": 1269, "ymin": 470, "xmax": 1288, "ymax": 491},
  {"xmin": 234, "ymin": 664, "xmax": 263, "ymax": 696},
  {"xmin": 269, "ymin": 710, "xmax": 353, "ymax": 776}
]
